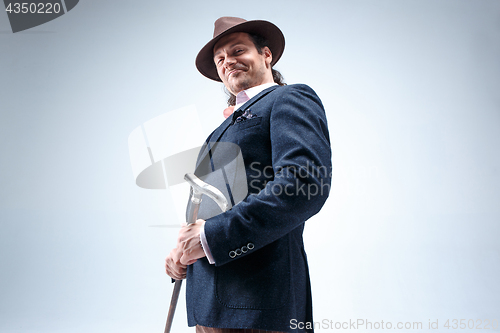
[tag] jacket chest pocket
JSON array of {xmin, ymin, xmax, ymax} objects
[
  {"xmin": 233, "ymin": 116, "xmax": 262, "ymax": 131},
  {"xmin": 226, "ymin": 117, "xmax": 266, "ymax": 147}
]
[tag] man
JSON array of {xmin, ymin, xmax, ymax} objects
[{"xmin": 165, "ymin": 17, "xmax": 331, "ymax": 333}]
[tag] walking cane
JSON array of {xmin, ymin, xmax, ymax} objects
[{"xmin": 164, "ymin": 172, "xmax": 229, "ymax": 333}]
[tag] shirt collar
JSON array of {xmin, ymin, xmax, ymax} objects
[{"xmin": 234, "ymin": 82, "xmax": 278, "ymax": 111}]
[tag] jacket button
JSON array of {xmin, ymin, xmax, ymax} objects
[
  {"xmin": 247, "ymin": 243, "xmax": 254, "ymax": 250},
  {"xmin": 241, "ymin": 246, "xmax": 248, "ymax": 253},
  {"xmin": 229, "ymin": 251, "xmax": 236, "ymax": 258},
  {"xmin": 235, "ymin": 248, "xmax": 242, "ymax": 256}
]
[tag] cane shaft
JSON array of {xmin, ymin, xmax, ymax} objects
[
  {"xmin": 164, "ymin": 194, "xmax": 202, "ymax": 333},
  {"xmin": 164, "ymin": 173, "xmax": 229, "ymax": 333},
  {"xmin": 164, "ymin": 279, "xmax": 182, "ymax": 333}
]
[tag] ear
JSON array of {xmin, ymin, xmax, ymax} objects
[{"xmin": 262, "ymin": 46, "xmax": 273, "ymax": 67}]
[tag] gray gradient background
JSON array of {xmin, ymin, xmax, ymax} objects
[{"xmin": 1, "ymin": 0, "xmax": 499, "ymax": 332}]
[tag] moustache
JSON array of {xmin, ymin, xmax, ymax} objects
[{"xmin": 228, "ymin": 65, "xmax": 247, "ymax": 74}]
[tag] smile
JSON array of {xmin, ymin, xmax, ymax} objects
[{"xmin": 227, "ymin": 69, "xmax": 243, "ymax": 78}]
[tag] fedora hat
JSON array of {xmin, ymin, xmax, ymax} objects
[{"xmin": 196, "ymin": 16, "xmax": 285, "ymax": 82}]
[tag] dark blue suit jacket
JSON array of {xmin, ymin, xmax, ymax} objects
[{"xmin": 186, "ymin": 84, "xmax": 331, "ymax": 332}]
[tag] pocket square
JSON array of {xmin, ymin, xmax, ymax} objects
[{"xmin": 235, "ymin": 109, "xmax": 257, "ymax": 123}]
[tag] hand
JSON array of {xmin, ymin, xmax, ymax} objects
[
  {"xmin": 165, "ymin": 247, "xmax": 187, "ymax": 280},
  {"xmin": 178, "ymin": 219, "xmax": 207, "ymax": 265}
]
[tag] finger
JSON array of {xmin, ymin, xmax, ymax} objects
[
  {"xmin": 167, "ymin": 269, "xmax": 185, "ymax": 280},
  {"xmin": 166, "ymin": 249, "xmax": 186, "ymax": 279},
  {"xmin": 168, "ymin": 270, "xmax": 186, "ymax": 280},
  {"xmin": 172, "ymin": 245, "xmax": 184, "ymax": 263},
  {"xmin": 166, "ymin": 264, "xmax": 186, "ymax": 280},
  {"xmin": 173, "ymin": 268, "xmax": 187, "ymax": 280},
  {"xmin": 180, "ymin": 252, "xmax": 188, "ymax": 266},
  {"xmin": 180, "ymin": 250, "xmax": 198, "ymax": 266},
  {"xmin": 180, "ymin": 249, "xmax": 194, "ymax": 265}
]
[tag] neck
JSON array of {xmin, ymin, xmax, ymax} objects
[{"xmin": 233, "ymin": 77, "xmax": 274, "ymax": 95}]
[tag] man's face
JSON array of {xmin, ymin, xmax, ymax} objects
[{"xmin": 213, "ymin": 32, "xmax": 273, "ymax": 96}]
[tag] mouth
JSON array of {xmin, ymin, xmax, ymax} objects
[{"xmin": 227, "ymin": 68, "xmax": 244, "ymax": 78}]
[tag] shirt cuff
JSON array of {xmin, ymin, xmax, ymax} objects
[{"xmin": 200, "ymin": 224, "xmax": 215, "ymax": 265}]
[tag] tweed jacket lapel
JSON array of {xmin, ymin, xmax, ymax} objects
[{"xmin": 195, "ymin": 85, "xmax": 279, "ymax": 169}]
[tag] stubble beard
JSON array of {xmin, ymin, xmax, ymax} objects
[
  {"xmin": 228, "ymin": 75, "xmax": 252, "ymax": 95},
  {"xmin": 227, "ymin": 66, "xmax": 267, "ymax": 96}
]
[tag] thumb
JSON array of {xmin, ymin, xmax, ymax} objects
[{"xmin": 180, "ymin": 252, "xmax": 197, "ymax": 266}]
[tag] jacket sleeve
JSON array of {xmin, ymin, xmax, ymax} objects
[{"xmin": 204, "ymin": 84, "xmax": 332, "ymax": 266}]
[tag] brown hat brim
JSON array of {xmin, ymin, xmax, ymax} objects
[{"xmin": 195, "ymin": 19, "xmax": 285, "ymax": 82}]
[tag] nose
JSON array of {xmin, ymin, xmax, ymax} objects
[{"xmin": 223, "ymin": 55, "xmax": 236, "ymax": 69}]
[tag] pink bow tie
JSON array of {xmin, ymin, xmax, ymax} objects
[
  {"xmin": 235, "ymin": 91, "xmax": 250, "ymax": 105},
  {"xmin": 224, "ymin": 91, "xmax": 250, "ymax": 119}
]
